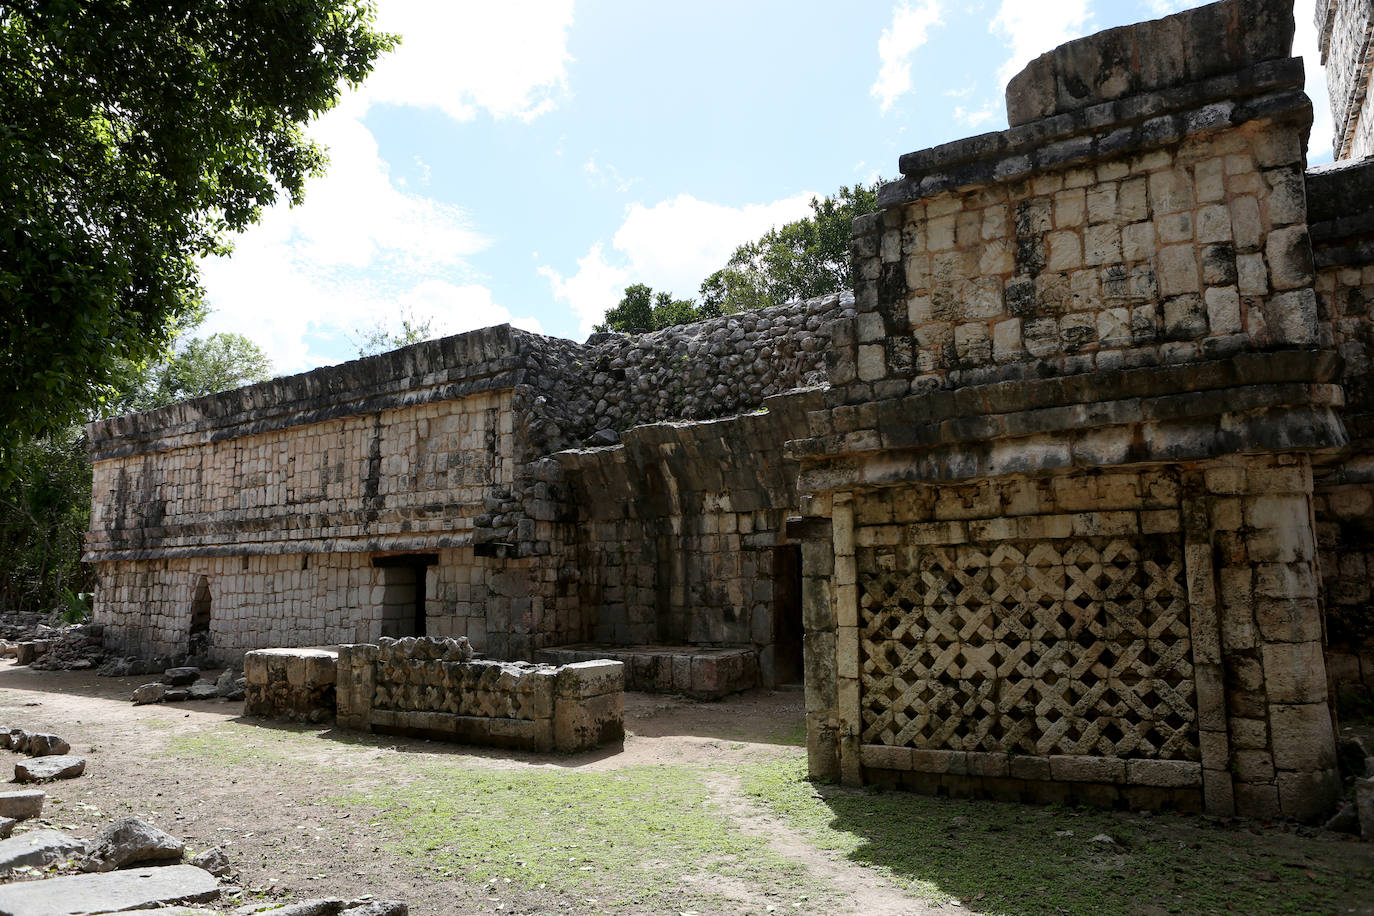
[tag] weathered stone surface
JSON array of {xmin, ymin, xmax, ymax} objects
[
  {"xmin": 0, "ymin": 791, "xmax": 45, "ymax": 821},
  {"xmin": 0, "ymin": 830, "xmax": 85, "ymax": 873},
  {"xmin": 131, "ymin": 683, "xmax": 166, "ymax": 705},
  {"xmin": 0, "ymin": 864, "xmax": 218, "ymax": 915},
  {"xmin": 0, "ymin": 819, "xmax": 15, "ymax": 840},
  {"xmin": 23, "ymin": 735, "xmax": 69, "ymax": 758},
  {"xmin": 161, "ymin": 667, "xmax": 200, "ymax": 686},
  {"xmin": 185, "ymin": 682, "xmax": 219, "ymax": 702},
  {"xmin": 1357, "ymin": 777, "xmax": 1374, "ymax": 840},
  {"xmin": 341, "ymin": 903, "xmax": 408, "ymax": 916},
  {"xmin": 81, "ymin": 817, "xmax": 184, "ymax": 872},
  {"xmin": 14, "ymin": 756, "xmax": 85, "ymax": 782},
  {"xmin": 188, "ymin": 845, "xmax": 230, "ymax": 877}
]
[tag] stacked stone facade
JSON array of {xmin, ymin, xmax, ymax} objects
[
  {"xmin": 87, "ymin": 0, "xmax": 1374, "ymax": 821},
  {"xmin": 792, "ymin": 0, "xmax": 1357, "ymax": 822},
  {"xmin": 86, "ymin": 297, "xmax": 847, "ymax": 683}
]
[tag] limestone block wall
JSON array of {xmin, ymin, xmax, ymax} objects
[
  {"xmin": 1306, "ymin": 158, "xmax": 1374, "ymax": 696},
  {"xmin": 91, "ymin": 546, "xmax": 518, "ymax": 663},
  {"xmin": 1316, "ymin": 0, "xmax": 1374, "ymax": 159},
  {"xmin": 551, "ymin": 390, "xmax": 821, "ymax": 686},
  {"xmin": 836, "ymin": 90, "xmax": 1316, "ymax": 404},
  {"xmin": 794, "ymin": 0, "xmax": 1346, "ymax": 821},
  {"xmin": 88, "ymin": 389, "xmax": 513, "ymax": 559}
]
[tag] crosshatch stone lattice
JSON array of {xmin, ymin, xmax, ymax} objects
[{"xmin": 858, "ymin": 535, "xmax": 1199, "ymax": 761}]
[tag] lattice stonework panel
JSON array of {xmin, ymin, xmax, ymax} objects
[{"xmin": 858, "ymin": 535, "xmax": 1198, "ymax": 760}]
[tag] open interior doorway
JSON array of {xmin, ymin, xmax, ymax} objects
[{"xmin": 372, "ymin": 554, "xmax": 438, "ymax": 638}]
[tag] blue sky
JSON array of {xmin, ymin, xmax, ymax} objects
[{"xmin": 198, "ymin": 0, "xmax": 1335, "ymax": 373}]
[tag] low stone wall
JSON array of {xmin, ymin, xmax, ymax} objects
[
  {"xmin": 535, "ymin": 644, "xmax": 758, "ymax": 700},
  {"xmin": 243, "ymin": 647, "xmax": 338, "ymax": 723},
  {"xmin": 335, "ymin": 637, "xmax": 623, "ymax": 752}
]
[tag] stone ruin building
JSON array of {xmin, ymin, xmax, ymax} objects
[{"xmin": 84, "ymin": 0, "xmax": 1374, "ymax": 822}]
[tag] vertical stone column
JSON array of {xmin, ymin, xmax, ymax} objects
[
  {"xmin": 831, "ymin": 493, "xmax": 862, "ymax": 786},
  {"xmin": 1210, "ymin": 456, "xmax": 1340, "ymax": 821},
  {"xmin": 798, "ymin": 495, "xmax": 839, "ymax": 782},
  {"xmin": 1183, "ymin": 472, "xmax": 1233, "ymax": 815},
  {"xmin": 334, "ymin": 644, "xmax": 376, "ymax": 732}
]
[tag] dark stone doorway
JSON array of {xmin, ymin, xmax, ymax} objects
[
  {"xmin": 189, "ymin": 575, "xmax": 212, "ymax": 656},
  {"xmin": 372, "ymin": 554, "xmax": 438, "ymax": 638},
  {"xmin": 772, "ymin": 545, "xmax": 804, "ymax": 685}
]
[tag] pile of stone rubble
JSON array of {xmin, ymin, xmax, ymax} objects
[
  {"xmin": 131, "ymin": 667, "xmax": 246, "ymax": 706},
  {"xmin": 0, "ymin": 620, "xmax": 108, "ymax": 672},
  {"xmin": 0, "ymin": 729, "xmax": 406, "ymax": 914},
  {"xmin": 0, "ymin": 726, "xmax": 85, "ymax": 783},
  {"xmin": 0, "ymin": 808, "xmax": 406, "ymax": 916}
]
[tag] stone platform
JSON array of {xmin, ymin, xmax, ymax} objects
[{"xmin": 534, "ymin": 644, "xmax": 758, "ymax": 700}]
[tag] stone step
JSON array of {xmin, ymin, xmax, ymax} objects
[{"xmin": 0, "ymin": 864, "xmax": 218, "ymax": 915}]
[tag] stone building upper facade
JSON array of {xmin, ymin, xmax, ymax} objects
[{"xmin": 87, "ymin": 0, "xmax": 1374, "ymax": 823}]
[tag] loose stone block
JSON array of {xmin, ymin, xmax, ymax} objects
[{"xmin": 0, "ymin": 790, "xmax": 45, "ymax": 820}]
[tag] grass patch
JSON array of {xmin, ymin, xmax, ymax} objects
[
  {"xmin": 162, "ymin": 725, "xmax": 318, "ymax": 766},
  {"xmin": 341, "ymin": 762, "xmax": 829, "ymax": 912},
  {"xmin": 741, "ymin": 757, "xmax": 1374, "ymax": 915}
]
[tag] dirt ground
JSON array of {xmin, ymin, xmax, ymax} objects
[
  {"xmin": 0, "ymin": 662, "xmax": 1368, "ymax": 916},
  {"xmin": 0, "ymin": 662, "xmax": 938, "ymax": 916}
]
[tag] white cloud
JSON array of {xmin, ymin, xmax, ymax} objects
[
  {"xmin": 362, "ymin": 0, "xmax": 574, "ymax": 122},
  {"xmin": 955, "ymin": 102, "xmax": 1000, "ymax": 129},
  {"xmin": 990, "ymin": 0, "xmax": 1093, "ymax": 89},
  {"xmin": 583, "ymin": 155, "xmax": 641, "ymax": 193},
  {"xmin": 197, "ymin": 3, "xmax": 573, "ymax": 371},
  {"xmin": 1146, "ymin": 0, "xmax": 1195, "ymax": 15},
  {"xmin": 541, "ymin": 192, "xmax": 818, "ymax": 336},
  {"xmin": 538, "ymin": 243, "xmax": 630, "ymax": 334},
  {"xmin": 871, "ymin": 1, "xmax": 944, "ymax": 112}
]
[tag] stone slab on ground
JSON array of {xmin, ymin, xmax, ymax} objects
[
  {"xmin": 0, "ymin": 830, "xmax": 85, "ymax": 873},
  {"xmin": 0, "ymin": 864, "xmax": 218, "ymax": 915},
  {"xmin": 14, "ymin": 756, "xmax": 84, "ymax": 782},
  {"xmin": 0, "ymin": 792, "xmax": 43, "ymax": 820}
]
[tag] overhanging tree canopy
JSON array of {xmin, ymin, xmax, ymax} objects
[{"xmin": 0, "ymin": 0, "xmax": 395, "ymax": 472}]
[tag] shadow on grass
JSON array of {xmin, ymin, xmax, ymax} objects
[{"xmin": 743, "ymin": 758, "xmax": 1374, "ymax": 916}]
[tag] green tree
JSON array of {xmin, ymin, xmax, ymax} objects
[
  {"xmin": 596, "ymin": 284, "xmax": 700, "ymax": 334},
  {"xmin": 113, "ymin": 332, "xmax": 275, "ymax": 415},
  {"xmin": 699, "ymin": 179, "xmax": 883, "ymax": 316},
  {"xmin": 0, "ymin": 0, "xmax": 396, "ymax": 477},
  {"xmin": 355, "ymin": 310, "xmax": 436, "ymax": 357},
  {"xmin": 1, "ymin": 316, "xmax": 274, "ymax": 615}
]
